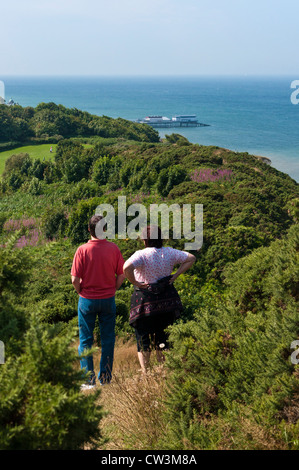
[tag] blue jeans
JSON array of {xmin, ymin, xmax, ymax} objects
[{"xmin": 78, "ymin": 296, "xmax": 116, "ymax": 384}]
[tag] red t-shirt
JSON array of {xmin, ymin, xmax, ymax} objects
[{"xmin": 71, "ymin": 239, "xmax": 124, "ymax": 299}]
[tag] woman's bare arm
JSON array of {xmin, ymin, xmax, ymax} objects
[
  {"xmin": 169, "ymin": 253, "xmax": 196, "ymax": 284},
  {"xmin": 123, "ymin": 261, "xmax": 148, "ymax": 288}
]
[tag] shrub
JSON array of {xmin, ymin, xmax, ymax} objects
[
  {"xmin": 156, "ymin": 165, "xmax": 187, "ymax": 197},
  {"xmin": 0, "ymin": 234, "xmax": 31, "ymax": 356},
  {"xmin": 0, "ymin": 315, "xmax": 104, "ymax": 450},
  {"xmin": 26, "ymin": 177, "xmax": 43, "ymax": 195},
  {"xmin": 2, "ymin": 153, "xmax": 30, "ymax": 178},
  {"xmin": 6, "ymin": 170, "xmax": 24, "ymax": 191},
  {"xmin": 0, "ymin": 213, "xmax": 8, "ymax": 234},
  {"xmin": 162, "ymin": 223, "xmax": 299, "ymax": 450},
  {"xmin": 0, "ymin": 239, "xmax": 104, "ymax": 450},
  {"xmin": 42, "ymin": 208, "xmax": 68, "ymax": 240},
  {"xmin": 68, "ymin": 197, "xmax": 103, "ymax": 245}
]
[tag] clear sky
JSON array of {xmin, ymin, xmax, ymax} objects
[{"xmin": 1, "ymin": 0, "xmax": 299, "ymax": 76}]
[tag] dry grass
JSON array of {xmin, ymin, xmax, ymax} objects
[
  {"xmin": 78, "ymin": 337, "xmax": 290, "ymax": 451},
  {"xmin": 81, "ymin": 337, "xmax": 170, "ymax": 450},
  {"xmin": 99, "ymin": 365, "xmax": 169, "ymax": 450}
]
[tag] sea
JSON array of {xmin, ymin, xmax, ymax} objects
[{"xmin": 2, "ymin": 75, "xmax": 299, "ymax": 182}]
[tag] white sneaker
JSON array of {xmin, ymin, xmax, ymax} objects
[{"xmin": 80, "ymin": 383, "xmax": 96, "ymax": 391}]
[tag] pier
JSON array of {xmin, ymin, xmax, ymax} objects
[
  {"xmin": 140, "ymin": 121, "xmax": 210, "ymax": 128},
  {"xmin": 135, "ymin": 114, "xmax": 210, "ymax": 128}
]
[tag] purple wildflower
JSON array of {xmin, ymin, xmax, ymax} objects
[
  {"xmin": 4, "ymin": 217, "xmax": 37, "ymax": 232},
  {"xmin": 190, "ymin": 168, "xmax": 233, "ymax": 183},
  {"xmin": 15, "ymin": 229, "xmax": 41, "ymax": 248}
]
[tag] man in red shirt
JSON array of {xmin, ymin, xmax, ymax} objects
[{"xmin": 71, "ymin": 215, "xmax": 125, "ymax": 389}]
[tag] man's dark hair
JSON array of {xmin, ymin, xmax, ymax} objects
[
  {"xmin": 141, "ymin": 225, "xmax": 163, "ymax": 248},
  {"xmin": 88, "ymin": 215, "xmax": 103, "ymax": 238}
]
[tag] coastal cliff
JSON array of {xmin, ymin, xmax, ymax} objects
[{"xmin": 0, "ymin": 104, "xmax": 298, "ymax": 450}]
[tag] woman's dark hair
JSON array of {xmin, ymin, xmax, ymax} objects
[
  {"xmin": 141, "ymin": 225, "xmax": 163, "ymax": 248},
  {"xmin": 88, "ymin": 215, "xmax": 103, "ymax": 238}
]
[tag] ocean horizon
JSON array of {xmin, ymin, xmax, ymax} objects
[{"xmin": 1, "ymin": 75, "xmax": 299, "ymax": 182}]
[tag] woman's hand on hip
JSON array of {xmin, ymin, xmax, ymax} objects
[{"xmin": 135, "ymin": 281, "xmax": 149, "ymax": 289}]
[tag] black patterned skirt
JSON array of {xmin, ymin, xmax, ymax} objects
[{"xmin": 129, "ymin": 275, "xmax": 183, "ymax": 327}]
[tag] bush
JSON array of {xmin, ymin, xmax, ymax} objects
[
  {"xmin": 162, "ymin": 224, "xmax": 299, "ymax": 450},
  {"xmin": 3, "ymin": 153, "xmax": 30, "ymax": 177},
  {"xmin": 27, "ymin": 177, "xmax": 43, "ymax": 195},
  {"xmin": 42, "ymin": 208, "xmax": 68, "ymax": 240},
  {"xmin": 0, "ymin": 315, "xmax": 104, "ymax": 450},
  {"xmin": 0, "ymin": 212, "xmax": 8, "ymax": 234},
  {"xmin": 165, "ymin": 133, "xmax": 191, "ymax": 145},
  {"xmin": 156, "ymin": 164, "xmax": 187, "ymax": 197},
  {"xmin": 0, "ymin": 239, "xmax": 104, "ymax": 450},
  {"xmin": 115, "ymin": 299, "xmax": 130, "ymax": 336},
  {"xmin": 68, "ymin": 197, "xmax": 103, "ymax": 245},
  {"xmin": 6, "ymin": 170, "xmax": 24, "ymax": 191},
  {"xmin": 0, "ymin": 234, "xmax": 31, "ymax": 356},
  {"xmin": 64, "ymin": 179, "xmax": 101, "ymax": 204}
]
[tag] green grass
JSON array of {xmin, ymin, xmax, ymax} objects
[
  {"xmin": 0, "ymin": 143, "xmax": 93, "ymax": 175},
  {"xmin": 0, "ymin": 144, "xmax": 57, "ymax": 175}
]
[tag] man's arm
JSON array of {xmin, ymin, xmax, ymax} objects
[
  {"xmin": 71, "ymin": 275, "xmax": 81, "ymax": 294},
  {"xmin": 116, "ymin": 273, "xmax": 125, "ymax": 290}
]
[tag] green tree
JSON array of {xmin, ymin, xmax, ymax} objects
[
  {"xmin": 68, "ymin": 197, "xmax": 103, "ymax": 244},
  {"xmin": 54, "ymin": 140, "xmax": 91, "ymax": 182},
  {"xmin": 92, "ymin": 156, "xmax": 113, "ymax": 185},
  {"xmin": 42, "ymin": 207, "xmax": 68, "ymax": 240},
  {"xmin": 157, "ymin": 165, "xmax": 187, "ymax": 196},
  {"xmin": 0, "ymin": 239, "xmax": 104, "ymax": 450},
  {"xmin": 3, "ymin": 152, "xmax": 31, "ymax": 178}
]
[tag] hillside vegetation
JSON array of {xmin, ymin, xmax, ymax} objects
[
  {"xmin": 0, "ymin": 103, "xmax": 298, "ymax": 450},
  {"xmin": 0, "ymin": 102, "xmax": 159, "ymax": 147}
]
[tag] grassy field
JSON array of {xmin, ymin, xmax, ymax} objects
[
  {"xmin": 0, "ymin": 142, "xmax": 93, "ymax": 175},
  {"xmin": 0, "ymin": 144, "xmax": 57, "ymax": 175}
]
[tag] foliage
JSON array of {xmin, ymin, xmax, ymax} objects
[
  {"xmin": 165, "ymin": 133, "xmax": 191, "ymax": 146},
  {"xmin": 0, "ymin": 102, "xmax": 298, "ymax": 450},
  {"xmin": 41, "ymin": 207, "xmax": 68, "ymax": 240},
  {"xmin": 67, "ymin": 196, "xmax": 103, "ymax": 244},
  {"xmin": 156, "ymin": 164, "xmax": 188, "ymax": 197},
  {"xmin": 162, "ymin": 223, "xmax": 299, "ymax": 450},
  {"xmin": 0, "ymin": 315, "xmax": 104, "ymax": 450},
  {"xmin": 0, "ymin": 103, "xmax": 160, "ymax": 143},
  {"xmin": 0, "ymin": 240, "xmax": 104, "ymax": 450},
  {"xmin": 0, "ymin": 234, "xmax": 31, "ymax": 355}
]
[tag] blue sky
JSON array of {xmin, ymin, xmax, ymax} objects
[{"xmin": 1, "ymin": 0, "xmax": 299, "ymax": 76}]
